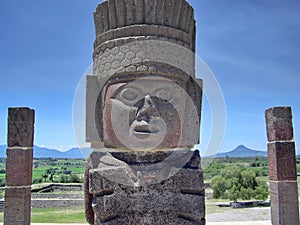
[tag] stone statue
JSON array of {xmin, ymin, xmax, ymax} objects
[{"xmin": 84, "ymin": 0, "xmax": 205, "ymax": 224}]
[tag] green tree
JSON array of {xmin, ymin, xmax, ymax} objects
[
  {"xmin": 60, "ymin": 174, "xmax": 68, "ymax": 183},
  {"xmin": 69, "ymin": 174, "xmax": 81, "ymax": 183},
  {"xmin": 211, "ymin": 165, "xmax": 269, "ymax": 202},
  {"xmin": 253, "ymin": 180, "xmax": 269, "ymax": 200},
  {"xmin": 32, "ymin": 178, "xmax": 43, "ymax": 184},
  {"xmin": 63, "ymin": 170, "xmax": 72, "ymax": 175},
  {"xmin": 49, "ymin": 173, "xmax": 54, "ymax": 182},
  {"xmin": 0, "ymin": 178, "xmax": 5, "ymax": 187},
  {"xmin": 42, "ymin": 173, "xmax": 48, "ymax": 182},
  {"xmin": 45, "ymin": 168, "xmax": 56, "ymax": 175}
]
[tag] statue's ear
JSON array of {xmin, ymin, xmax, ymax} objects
[
  {"xmin": 86, "ymin": 75, "xmax": 105, "ymax": 144},
  {"xmin": 180, "ymin": 77, "xmax": 202, "ymax": 146},
  {"xmin": 186, "ymin": 77, "xmax": 202, "ymax": 118}
]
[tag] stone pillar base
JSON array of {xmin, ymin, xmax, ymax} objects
[
  {"xmin": 4, "ymin": 187, "xmax": 31, "ymax": 225},
  {"xmin": 269, "ymin": 181, "xmax": 300, "ymax": 225},
  {"xmin": 85, "ymin": 150, "xmax": 205, "ymax": 225}
]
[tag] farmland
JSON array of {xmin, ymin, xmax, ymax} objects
[{"xmin": 0, "ymin": 156, "xmax": 299, "ymax": 222}]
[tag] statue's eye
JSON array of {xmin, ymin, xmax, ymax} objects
[
  {"xmin": 156, "ymin": 88, "xmax": 173, "ymax": 102},
  {"xmin": 120, "ymin": 87, "xmax": 140, "ymax": 101}
]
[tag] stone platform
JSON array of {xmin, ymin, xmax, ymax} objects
[
  {"xmin": 0, "ymin": 222, "xmax": 271, "ymax": 225},
  {"xmin": 210, "ymin": 222, "xmax": 271, "ymax": 225}
]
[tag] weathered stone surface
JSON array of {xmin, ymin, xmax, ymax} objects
[
  {"xmin": 93, "ymin": 41, "xmax": 195, "ymax": 81},
  {"xmin": 135, "ymin": 0, "xmax": 144, "ymax": 23},
  {"xmin": 93, "ymin": 25, "xmax": 192, "ymax": 55},
  {"xmin": 94, "ymin": 0, "xmax": 194, "ymax": 35},
  {"xmin": 84, "ymin": 163, "xmax": 94, "ymax": 225},
  {"xmin": 86, "ymin": 150, "xmax": 204, "ymax": 224},
  {"xmin": 94, "ymin": 212, "xmax": 205, "ymax": 225},
  {"xmin": 269, "ymin": 181, "xmax": 300, "ymax": 225},
  {"xmin": 5, "ymin": 107, "xmax": 34, "ymax": 225},
  {"xmin": 89, "ymin": 164, "xmax": 204, "ymax": 193},
  {"xmin": 116, "ymin": 0, "xmax": 126, "ymax": 27},
  {"xmin": 85, "ymin": 0, "xmax": 204, "ymax": 224},
  {"xmin": 86, "ymin": 75, "xmax": 101, "ymax": 143},
  {"xmin": 87, "ymin": 67, "xmax": 201, "ymax": 145},
  {"xmin": 108, "ymin": 0, "xmax": 117, "ymax": 29},
  {"xmin": 179, "ymin": 1, "xmax": 188, "ymax": 31},
  {"xmin": 125, "ymin": 0, "xmax": 135, "ymax": 25},
  {"xmin": 4, "ymin": 187, "xmax": 31, "ymax": 225},
  {"xmin": 173, "ymin": 0, "xmax": 183, "ymax": 27},
  {"xmin": 87, "ymin": 150, "xmax": 201, "ymax": 182},
  {"xmin": 189, "ymin": 13, "xmax": 196, "ymax": 52},
  {"xmin": 92, "ymin": 193, "xmax": 205, "ymax": 225},
  {"xmin": 6, "ymin": 147, "xmax": 33, "ymax": 186},
  {"xmin": 265, "ymin": 106, "xmax": 293, "ymax": 142},
  {"xmin": 101, "ymin": 1, "xmax": 109, "ymax": 32},
  {"xmin": 144, "ymin": 0, "xmax": 156, "ymax": 24},
  {"xmin": 7, "ymin": 107, "xmax": 34, "ymax": 147},
  {"xmin": 155, "ymin": 0, "xmax": 164, "ymax": 24},
  {"xmin": 94, "ymin": 5, "xmax": 103, "ymax": 35},
  {"xmin": 101, "ymin": 77, "xmax": 200, "ymax": 149},
  {"xmin": 268, "ymin": 142, "xmax": 297, "ymax": 181},
  {"xmin": 185, "ymin": 3, "xmax": 192, "ymax": 32},
  {"xmin": 164, "ymin": 0, "xmax": 175, "ymax": 27},
  {"xmin": 93, "ymin": 0, "xmax": 196, "ymax": 51},
  {"xmin": 265, "ymin": 106, "xmax": 299, "ymax": 225}
]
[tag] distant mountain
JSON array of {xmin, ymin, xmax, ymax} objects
[
  {"xmin": 33, "ymin": 146, "xmax": 68, "ymax": 158},
  {"xmin": 0, "ymin": 144, "xmax": 267, "ymax": 158},
  {"xmin": 64, "ymin": 147, "xmax": 86, "ymax": 159},
  {"xmin": 0, "ymin": 145, "xmax": 89, "ymax": 159},
  {"xmin": 213, "ymin": 145, "xmax": 267, "ymax": 158}
]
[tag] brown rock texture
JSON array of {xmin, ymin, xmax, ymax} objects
[
  {"xmin": 265, "ymin": 106, "xmax": 299, "ymax": 225},
  {"xmin": 86, "ymin": 150, "xmax": 205, "ymax": 225},
  {"xmin": 85, "ymin": 0, "xmax": 204, "ymax": 224},
  {"xmin": 4, "ymin": 187, "xmax": 32, "ymax": 225},
  {"xmin": 4, "ymin": 107, "xmax": 35, "ymax": 225},
  {"xmin": 7, "ymin": 107, "xmax": 34, "ymax": 147}
]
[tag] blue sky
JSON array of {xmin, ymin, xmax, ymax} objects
[{"xmin": 0, "ymin": 0, "xmax": 299, "ymax": 154}]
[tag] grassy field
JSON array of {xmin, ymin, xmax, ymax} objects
[
  {"xmin": 0, "ymin": 156, "xmax": 299, "ymax": 222},
  {"xmin": 0, "ymin": 158, "xmax": 86, "ymax": 185},
  {"xmin": 31, "ymin": 206, "xmax": 86, "ymax": 223},
  {"xmin": 32, "ymin": 159, "xmax": 86, "ymax": 183},
  {"xmin": 1, "ymin": 156, "xmax": 300, "ymax": 185},
  {"xmin": 0, "ymin": 206, "xmax": 86, "ymax": 223}
]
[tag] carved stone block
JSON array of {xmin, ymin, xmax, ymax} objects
[
  {"xmin": 86, "ymin": 150, "xmax": 204, "ymax": 225},
  {"xmin": 265, "ymin": 107, "xmax": 293, "ymax": 142},
  {"xmin": 90, "ymin": 166, "xmax": 204, "ymax": 224},
  {"xmin": 5, "ymin": 107, "xmax": 34, "ymax": 225},
  {"xmin": 4, "ymin": 187, "xmax": 31, "ymax": 225},
  {"xmin": 265, "ymin": 106, "xmax": 299, "ymax": 225},
  {"xmin": 269, "ymin": 181, "xmax": 300, "ymax": 225},
  {"xmin": 85, "ymin": 0, "xmax": 204, "ymax": 224},
  {"xmin": 7, "ymin": 107, "xmax": 35, "ymax": 147},
  {"xmin": 268, "ymin": 142, "xmax": 297, "ymax": 181},
  {"xmin": 6, "ymin": 147, "xmax": 33, "ymax": 186}
]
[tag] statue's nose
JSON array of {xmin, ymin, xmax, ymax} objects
[{"xmin": 136, "ymin": 95, "xmax": 159, "ymax": 122}]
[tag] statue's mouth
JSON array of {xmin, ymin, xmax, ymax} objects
[
  {"xmin": 131, "ymin": 121, "xmax": 159, "ymax": 139},
  {"xmin": 134, "ymin": 124, "xmax": 151, "ymax": 134},
  {"xmin": 134, "ymin": 124, "xmax": 159, "ymax": 134}
]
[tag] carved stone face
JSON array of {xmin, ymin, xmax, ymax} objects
[{"xmin": 102, "ymin": 76, "xmax": 187, "ymax": 150}]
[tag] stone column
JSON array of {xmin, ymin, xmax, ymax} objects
[
  {"xmin": 84, "ymin": 1, "xmax": 204, "ymax": 224},
  {"xmin": 265, "ymin": 106, "xmax": 300, "ymax": 225},
  {"xmin": 4, "ymin": 107, "xmax": 35, "ymax": 225}
]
